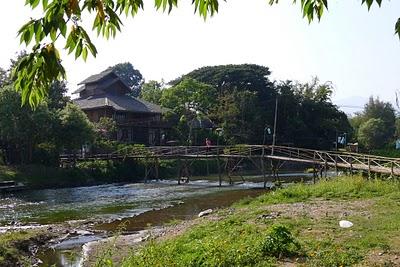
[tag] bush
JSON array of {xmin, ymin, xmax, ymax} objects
[{"xmin": 261, "ymin": 224, "xmax": 301, "ymax": 258}]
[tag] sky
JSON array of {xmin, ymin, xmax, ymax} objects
[{"xmin": 1, "ymin": 0, "xmax": 400, "ymax": 112}]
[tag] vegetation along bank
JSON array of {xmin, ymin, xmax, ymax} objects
[{"xmin": 91, "ymin": 176, "xmax": 400, "ymax": 267}]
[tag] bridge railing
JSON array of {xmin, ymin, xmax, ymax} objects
[{"xmin": 60, "ymin": 145, "xmax": 400, "ymax": 176}]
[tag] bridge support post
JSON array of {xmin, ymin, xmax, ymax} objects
[
  {"xmin": 261, "ymin": 147, "xmax": 267, "ymax": 189},
  {"xmin": 155, "ymin": 159, "xmax": 159, "ymax": 181},
  {"xmin": 227, "ymin": 159, "xmax": 233, "ymax": 185},
  {"xmin": 349, "ymin": 157, "xmax": 353, "ymax": 176},
  {"xmin": 312, "ymin": 165, "xmax": 317, "ymax": 184},
  {"xmin": 324, "ymin": 154, "xmax": 328, "ymax": 179},
  {"xmin": 391, "ymin": 162, "xmax": 394, "ymax": 179},
  {"xmin": 368, "ymin": 158, "xmax": 371, "ymax": 180},
  {"xmin": 206, "ymin": 159, "xmax": 210, "ymax": 177},
  {"xmin": 184, "ymin": 159, "xmax": 190, "ymax": 184},
  {"xmin": 335, "ymin": 156, "xmax": 338, "ymax": 176},
  {"xmin": 144, "ymin": 161, "xmax": 148, "ymax": 183},
  {"xmin": 177, "ymin": 159, "xmax": 181, "ymax": 185},
  {"xmin": 312, "ymin": 152, "xmax": 317, "ymax": 184},
  {"xmin": 217, "ymin": 147, "xmax": 222, "ymax": 187}
]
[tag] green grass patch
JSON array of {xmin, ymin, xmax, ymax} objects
[
  {"xmin": 105, "ymin": 176, "xmax": 400, "ymax": 267},
  {"xmin": 244, "ymin": 176, "xmax": 400, "ymax": 207}
]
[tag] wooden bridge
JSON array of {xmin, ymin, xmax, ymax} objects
[{"xmin": 60, "ymin": 145, "xmax": 400, "ymax": 188}]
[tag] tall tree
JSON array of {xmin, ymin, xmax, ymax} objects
[
  {"xmin": 174, "ymin": 64, "xmax": 276, "ymax": 144},
  {"xmin": 0, "ymin": 51, "xmax": 27, "ymax": 88},
  {"xmin": 363, "ymin": 97, "xmax": 396, "ymax": 137},
  {"xmin": 0, "ymin": 86, "xmax": 54, "ymax": 163},
  {"xmin": 140, "ymin": 80, "xmax": 163, "ymax": 105},
  {"xmin": 358, "ymin": 118, "xmax": 386, "ymax": 150},
  {"xmin": 57, "ymin": 103, "xmax": 95, "ymax": 151},
  {"xmin": 14, "ymin": 0, "xmax": 398, "ymax": 107},
  {"xmin": 0, "ymin": 68, "xmax": 8, "ymax": 88},
  {"xmin": 47, "ymin": 80, "xmax": 71, "ymax": 110},
  {"xmin": 275, "ymin": 79, "xmax": 352, "ymax": 149},
  {"xmin": 161, "ymin": 78, "xmax": 217, "ymax": 144},
  {"xmin": 353, "ymin": 96, "xmax": 396, "ymax": 149},
  {"xmin": 107, "ymin": 62, "xmax": 144, "ymax": 97}
]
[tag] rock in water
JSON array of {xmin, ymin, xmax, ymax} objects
[
  {"xmin": 198, "ymin": 209, "xmax": 213, "ymax": 217},
  {"xmin": 339, "ymin": 220, "xmax": 353, "ymax": 228}
]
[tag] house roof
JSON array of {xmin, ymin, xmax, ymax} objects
[
  {"xmin": 74, "ymin": 94, "xmax": 164, "ymax": 114},
  {"xmin": 78, "ymin": 69, "xmax": 116, "ymax": 85},
  {"xmin": 73, "ymin": 85, "xmax": 86, "ymax": 94}
]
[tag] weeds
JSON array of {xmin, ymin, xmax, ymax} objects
[{"xmin": 261, "ymin": 225, "xmax": 301, "ymax": 258}]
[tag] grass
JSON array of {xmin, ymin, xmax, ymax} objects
[
  {"xmin": 0, "ymin": 230, "xmax": 51, "ymax": 266},
  {"xmin": 0, "ymin": 165, "xmax": 17, "ymax": 181},
  {"xmin": 111, "ymin": 176, "xmax": 400, "ymax": 267}
]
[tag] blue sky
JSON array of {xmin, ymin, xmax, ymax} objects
[{"xmin": 1, "ymin": 0, "xmax": 399, "ymax": 111}]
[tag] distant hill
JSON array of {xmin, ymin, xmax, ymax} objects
[{"xmin": 333, "ymin": 96, "xmax": 368, "ymax": 116}]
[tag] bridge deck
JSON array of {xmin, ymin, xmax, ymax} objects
[{"xmin": 60, "ymin": 145, "xmax": 400, "ymax": 177}]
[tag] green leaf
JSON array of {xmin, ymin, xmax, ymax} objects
[
  {"xmin": 82, "ymin": 47, "xmax": 88, "ymax": 61},
  {"xmin": 42, "ymin": 0, "xmax": 48, "ymax": 9},
  {"xmin": 395, "ymin": 18, "xmax": 400, "ymax": 39},
  {"xmin": 75, "ymin": 40, "xmax": 83, "ymax": 59},
  {"xmin": 59, "ymin": 22, "xmax": 67, "ymax": 37},
  {"xmin": 31, "ymin": 0, "xmax": 40, "ymax": 8},
  {"xmin": 50, "ymin": 28, "xmax": 57, "ymax": 41}
]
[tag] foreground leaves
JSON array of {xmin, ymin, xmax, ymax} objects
[{"xmin": 15, "ymin": 0, "xmax": 400, "ymax": 107}]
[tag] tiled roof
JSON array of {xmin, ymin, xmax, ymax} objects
[
  {"xmin": 78, "ymin": 69, "xmax": 116, "ymax": 85},
  {"xmin": 74, "ymin": 94, "xmax": 163, "ymax": 114},
  {"xmin": 72, "ymin": 85, "xmax": 86, "ymax": 94}
]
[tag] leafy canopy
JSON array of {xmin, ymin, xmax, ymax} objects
[
  {"xmin": 107, "ymin": 62, "xmax": 144, "ymax": 97},
  {"xmin": 15, "ymin": 0, "xmax": 399, "ymax": 107},
  {"xmin": 351, "ymin": 96, "xmax": 396, "ymax": 149}
]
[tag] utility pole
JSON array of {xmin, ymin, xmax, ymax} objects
[
  {"xmin": 271, "ymin": 97, "xmax": 278, "ymax": 155},
  {"xmin": 335, "ymin": 130, "xmax": 338, "ymax": 151}
]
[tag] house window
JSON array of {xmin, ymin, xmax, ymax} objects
[
  {"xmin": 114, "ymin": 113, "xmax": 127, "ymax": 122},
  {"xmin": 121, "ymin": 129, "xmax": 129, "ymax": 141}
]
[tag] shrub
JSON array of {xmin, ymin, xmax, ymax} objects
[{"xmin": 261, "ymin": 224, "xmax": 301, "ymax": 258}]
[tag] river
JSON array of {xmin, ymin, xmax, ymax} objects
[{"xmin": 1, "ymin": 179, "xmax": 276, "ymax": 266}]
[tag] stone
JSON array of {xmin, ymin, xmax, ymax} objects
[
  {"xmin": 76, "ymin": 230, "xmax": 94, "ymax": 236},
  {"xmin": 339, "ymin": 220, "xmax": 353, "ymax": 228},
  {"xmin": 198, "ymin": 209, "xmax": 213, "ymax": 217}
]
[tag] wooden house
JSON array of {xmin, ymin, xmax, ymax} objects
[{"xmin": 73, "ymin": 70, "xmax": 169, "ymax": 145}]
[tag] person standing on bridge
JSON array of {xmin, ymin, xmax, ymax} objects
[{"xmin": 205, "ymin": 138, "xmax": 212, "ymax": 153}]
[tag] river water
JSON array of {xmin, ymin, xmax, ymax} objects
[{"xmin": 0, "ymin": 179, "xmax": 274, "ymax": 266}]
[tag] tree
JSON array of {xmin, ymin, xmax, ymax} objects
[
  {"xmin": 58, "ymin": 103, "xmax": 95, "ymax": 151},
  {"xmin": 14, "ymin": 0, "xmax": 399, "ymax": 107},
  {"xmin": 174, "ymin": 64, "xmax": 273, "ymax": 95},
  {"xmin": 161, "ymin": 78, "xmax": 217, "ymax": 115},
  {"xmin": 95, "ymin": 117, "xmax": 117, "ymax": 140},
  {"xmin": 364, "ymin": 97, "xmax": 395, "ymax": 136},
  {"xmin": 0, "ymin": 68, "xmax": 8, "ymax": 88},
  {"xmin": 107, "ymin": 62, "xmax": 144, "ymax": 97},
  {"xmin": 0, "ymin": 51, "xmax": 27, "ymax": 88},
  {"xmin": 358, "ymin": 118, "xmax": 386, "ymax": 150},
  {"xmin": 0, "ymin": 86, "xmax": 54, "ymax": 163},
  {"xmin": 161, "ymin": 78, "xmax": 217, "ymax": 144},
  {"xmin": 352, "ymin": 96, "xmax": 396, "ymax": 148},
  {"xmin": 47, "ymin": 80, "xmax": 71, "ymax": 110},
  {"xmin": 275, "ymin": 79, "xmax": 352, "ymax": 149},
  {"xmin": 140, "ymin": 80, "xmax": 163, "ymax": 105},
  {"xmin": 213, "ymin": 90, "xmax": 261, "ymax": 144}
]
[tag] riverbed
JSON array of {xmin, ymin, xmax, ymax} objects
[{"xmin": 1, "ymin": 179, "xmax": 274, "ymax": 266}]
